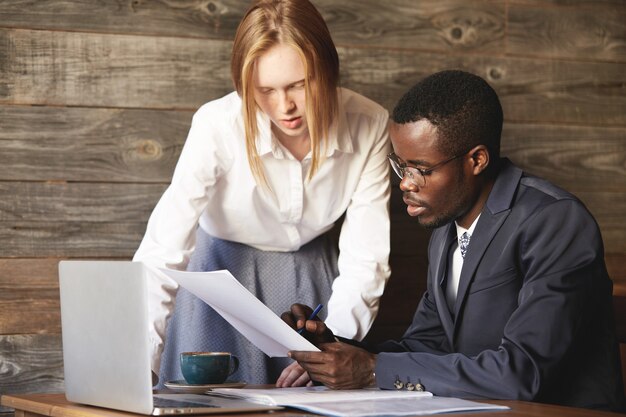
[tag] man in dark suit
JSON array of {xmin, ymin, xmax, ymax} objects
[{"xmin": 280, "ymin": 70, "xmax": 625, "ymax": 411}]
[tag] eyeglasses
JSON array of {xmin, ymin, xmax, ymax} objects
[{"xmin": 387, "ymin": 150, "xmax": 469, "ymax": 187}]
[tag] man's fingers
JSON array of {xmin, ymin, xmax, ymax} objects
[
  {"xmin": 304, "ymin": 319, "xmax": 327, "ymax": 334},
  {"xmin": 280, "ymin": 311, "xmax": 297, "ymax": 329},
  {"xmin": 290, "ymin": 303, "xmax": 313, "ymax": 330},
  {"xmin": 289, "ymin": 350, "xmax": 327, "ymax": 364}
]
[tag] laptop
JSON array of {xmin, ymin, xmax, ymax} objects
[{"xmin": 58, "ymin": 260, "xmax": 282, "ymax": 415}]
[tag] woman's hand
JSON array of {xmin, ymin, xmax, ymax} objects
[{"xmin": 275, "ymin": 361, "xmax": 312, "ymax": 387}]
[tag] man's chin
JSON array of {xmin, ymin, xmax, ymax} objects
[{"xmin": 417, "ymin": 214, "xmax": 453, "ymax": 230}]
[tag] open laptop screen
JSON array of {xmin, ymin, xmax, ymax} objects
[{"xmin": 59, "ymin": 260, "xmax": 281, "ymax": 415}]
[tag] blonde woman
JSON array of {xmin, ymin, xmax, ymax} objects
[{"xmin": 134, "ymin": 0, "xmax": 391, "ymax": 386}]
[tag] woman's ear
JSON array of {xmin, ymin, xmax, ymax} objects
[{"xmin": 469, "ymin": 145, "xmax": 489, "ymax": 176}]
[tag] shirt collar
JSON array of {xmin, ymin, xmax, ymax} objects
[
  {"xmin": 455, "ymin": 214, "xmax": 481, "ymax": 240},
  {"xmin": 255, "ymin": 111, "xmax": 275, "ymax": 157},
  {"xmin": 252, "ymin": 97, "xmax": 354, "ymax": 159},
  {"xmin": 323, "ymin": 106, "xmax": 353, "ymax": 157}
]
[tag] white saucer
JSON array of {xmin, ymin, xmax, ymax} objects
[{"xmin": 164, "ymin": 380, "xmax": 246, "ymax": 393}]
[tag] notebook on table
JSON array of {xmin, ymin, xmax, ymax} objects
[{"xmin": 58, "ymin": 260, "xmax": 282, "ymax": 415}]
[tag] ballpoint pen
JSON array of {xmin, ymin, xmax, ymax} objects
[{"xmin": 297, "ymin": 303, "xmax": 323, "ymax": 334}]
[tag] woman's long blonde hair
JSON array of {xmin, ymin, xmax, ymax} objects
[{"xmin": 231, "ymin": 0, "xmax": 340, "ymax": 187}]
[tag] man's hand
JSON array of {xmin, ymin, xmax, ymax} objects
[
  {"xmin": 276, "ymin": 361, "xmax": 312, "ymax": 387},
  {"xmin": 281, "ymin": 303, "xmax": 335, "ymax": 345},
  {"xmin": 289, "ymin": 342, "xmax": 377, "ymax": 390}
]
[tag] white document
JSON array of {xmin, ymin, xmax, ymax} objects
[
  {"xmin": 159, "ymin": 268, "xmax": 320, "ymax": 356},
  {"xmin": 207, "ymin": 386, "xmax": 509, "ymax": 417},
  {"xmin": 208, "ymin": 386, "xmax": 432, "ymax": 404}
]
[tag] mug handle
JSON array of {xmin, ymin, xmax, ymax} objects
[{"xmin": 228, "ymin": 355, "xmax": 239, "ymax": 376}]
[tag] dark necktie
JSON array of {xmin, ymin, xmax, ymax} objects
[{"xmin": 459, "ymin": 232, "xmax": 471, "ymax": 258}]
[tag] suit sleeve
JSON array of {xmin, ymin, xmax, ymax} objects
[{"xmin": 374, "ymin": 199, "xmax": 606, "ymax": 400}]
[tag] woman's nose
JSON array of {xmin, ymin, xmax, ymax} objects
[{"xmin": 279, "ymin": 92, "xmax": 295, "ymax": 113}]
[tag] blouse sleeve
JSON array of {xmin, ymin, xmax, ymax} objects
[
  {"xmin": 132, "ymin": 104, "xmax": 233, "ymax": 375},
  {"xmin": 325, "ymin": 109, "xmax": 392, "ymax": 341}
]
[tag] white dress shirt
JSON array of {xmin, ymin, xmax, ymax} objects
[
  {"xmin": 446, "ymin": 215, "xmax": 481, "ymax": 312},
  {"xmin": 133, "ymin": 88, "xmax": 392, "ymax": 374}
]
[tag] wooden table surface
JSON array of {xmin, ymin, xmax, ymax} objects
[{"xmin": 2, "ymin": 393, "xmax": 624, "ymax": 417}]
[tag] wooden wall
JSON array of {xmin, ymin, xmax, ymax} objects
[{"xmin": 1, "ymin": 0, "xmax": 625, "ymax": 411}]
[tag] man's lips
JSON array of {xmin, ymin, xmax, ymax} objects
[{"xmin": 403, "ymin": 196, "xmax": 427, "ymax": 217}]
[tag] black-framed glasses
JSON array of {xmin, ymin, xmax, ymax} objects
[{"xmin": 387, "ymin": 150, "xmax": 469, "ymax": 187}]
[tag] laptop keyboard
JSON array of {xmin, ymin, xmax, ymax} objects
[{"xmin": 153, "ymin": 397, "xmax": 218, "ymax": 409}]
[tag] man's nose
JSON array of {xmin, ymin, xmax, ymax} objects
[{"xmin": 399, "ymin": 175, "xmax": 418, "ymax": 192}]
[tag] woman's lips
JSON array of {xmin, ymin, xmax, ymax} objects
[{"xmin": 281, "ymin": 116, "xmax": 302, "ymax": 129}]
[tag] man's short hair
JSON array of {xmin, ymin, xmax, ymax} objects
[{"xmin": 392, "ymin": 70, "xmax": 503, "ymax": 165}]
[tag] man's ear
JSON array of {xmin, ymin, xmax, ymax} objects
[{"xmin": 469, "ymin": 145, "xmax": 489, "ymax": 175}]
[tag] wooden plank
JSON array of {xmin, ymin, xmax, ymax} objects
[
  {"xmin": 0, "ymin": 334, "xmax": 64, "ymax": 413},
  {"xmin": 0, "ymin": 222, "xmax": 145, "ymax": 258},
  {"xmin": 509, "ymin": 1, "xmax": 626, "ymax": 10},
  {"xmin": 338, "ymin": 48, "xmax": 626, "ymax": 126},
  {"xmin": 502, "ymin": 125, "xmax": 626, "ymax": 254},
  {"xmin": 319, "ymin": 0, "xmax": 505, "ymax": 53},
  {"xmin": 0, "ymin": 253, "xmax": 428, "ymax": 337},
  {"xmin": 607, "ymin": 254, "xmax": 626, "ymax": 282},
  {"xmin": 501, "ymin": 124, "xmax": 626, "ymax": 193},
  {"xmin": 620, "ymin": 343, "xmax": 626, "ymax": 399},
  {"xmin": 613, "ymin": 282, "xmax": 626, "ymax": 343},
  {"xmin": 371, "ymin": 251, "xmax": 426, "ymax": 344},
  {"xmin": 3, "ymin": 29, "xmax": 626, "ymax": 126},
  {"xmin": 0, "ymin": 182, "xmax": 165, "ymax": 222},
  {"xmin": 0, "ymin": 28, "xmax": 233, "ymax": 108},
  {"xmin": 3, "ymin": 106, "xmax": 623, "ymax": 189},
  {"xmin": 389, "ymin": 123, "xmax": 626, "ymax": 194},
  {"xmin": 0, "ymin": 181, "xmax": 162, "ymax": 260},
  {"xmin": 390, "ymin": 215, "xmax": 433, "ymax": 258},
  {"xmin": 0, "ymin": 259, "xmax": 61, "ymax": 336},
  {"xmin": 568, "ymin": 191, "xmax": 626, "ymax": 253},
  {"xmin": 0, "ymin": 0, "xmax": 505, "ymax": 54},
  {"xmin": 508, "ymin": 3, "xmax": 626, "ymax": 62},
  {"xmin": 0, "ymin": 105, "xmax": 190, "ymax": 182},
  {"xmin": 0, "ymin": 0, "xmax": 247, "ymax": 39}
]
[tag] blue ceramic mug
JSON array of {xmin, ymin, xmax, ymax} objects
[{"xmin": 180, "ymin": 351, "xmax": 239, "ymax": 385}]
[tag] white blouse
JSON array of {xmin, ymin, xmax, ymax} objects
[{"xmin": 133, "ymin": 88, "xmax": 391, "ymax": 374}]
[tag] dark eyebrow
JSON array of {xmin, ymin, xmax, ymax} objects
[{"xmin": 405, "ymin": 158, "xmax": 431, "ymax": 167}]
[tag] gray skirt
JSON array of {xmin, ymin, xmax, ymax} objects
[{"xmin": 157, "ymin": 228, "xmax": 338, "ymax": 386}]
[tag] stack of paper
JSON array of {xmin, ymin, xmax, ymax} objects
[{"xmin": 207, "ymin": 386, "xmax": 509, "ymax": 417}]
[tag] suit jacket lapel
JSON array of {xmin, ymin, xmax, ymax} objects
[
  {"xmin": 453, "ymin": 159, "xmax": 523, "ymax": 321},
  {"xmin": 452, "ymin": 211, "xmax": 509, "ymax": 317},
  {"xmin": 431, "ymin": 224, "xmax": 457, "ymax": 343}
]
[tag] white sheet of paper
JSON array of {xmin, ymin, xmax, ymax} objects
[
  {"xmin": 159, "ymin": 268, "xmax": 320, "ymax": 356},
  {"xmin": 208, "ymin": 386, "xmax": 509, "ymax": 417}
]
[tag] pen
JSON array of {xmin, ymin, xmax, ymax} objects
[{"xmin": 297, "ymin": 303, "xmax": 324, "ymax": 334}]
